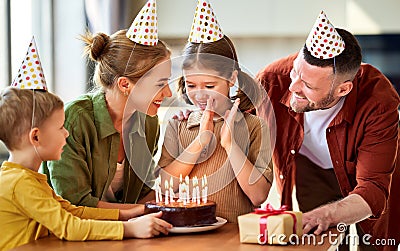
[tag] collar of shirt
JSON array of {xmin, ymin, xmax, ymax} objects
[
  {"xmin": 1, "ymin": 161, "xmax": 47, "ymax": 181},
  {"xmin": 92, "ymin": 91, "xmax": 146, "ymax": 138}
]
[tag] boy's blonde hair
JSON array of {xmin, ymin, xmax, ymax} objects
[{"xmin": 0, "ymin": 87, "xmax": 64, "ymax": 150}]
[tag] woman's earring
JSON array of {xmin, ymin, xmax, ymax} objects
[{"xmin": 124, "ymin": 91, "xmax": 129, "ymax": 97}]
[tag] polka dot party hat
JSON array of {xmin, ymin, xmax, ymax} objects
[
  {"xmin": 188, "ymin": 0, "xmax": 224, "ymax": 43},
  {"xmin": 126, "ymin": 0, "xmax": 158, "ymax": 46},
  {"xmin": 11, "ymin": 36, "xmax": 47, "ymax": 90},
  {"xmin": 306, "ymin": 11, "xmax": 345, "ymax": 59}
]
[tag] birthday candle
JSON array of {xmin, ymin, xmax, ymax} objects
[
  {"xmin": 204, "ymin": 175, "xmax": 208, "ymax": 203},
  {"xmin": 192, "ymin": 176, "xmax": 197, "ymax": 203},
  {"xmin": 164, "ymin": 180, "xmax": 169, "ymax": 205},
  {"xmin": 196, "ymin": 184, "xmax": 200, "ymax": 204},
  {"xmin": 179, "ymin": 174, "xmax": 183, "ymax": 202},
  {"xmin": 155, "ymin": 177, "xmax": 159, "ymax": 203},
  {"xmin": 202, "ymin": 175, "xmax": 208, "ymax": 203},
  {"xmin": 169, "ymin": 177, "xmax": 175, "ymax": 202},
  {"xmin": 182, "ymin": 185, "xmax": 186, "ymax": 206},
  {"xmin": 185, "ymin": 176, "xmax": 190, "ymax": 204},
  {"xmin": 157, "ymin": 176, "xmax": 162, "ymax": 203}
]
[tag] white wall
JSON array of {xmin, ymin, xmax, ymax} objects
[
  {"xmin": 158, "ymin": 0, "xmax": 400, "ymax": 78},
  {"xmin": 52, "ymin": 1, "xmax": 87, "ymax": 102},
  {"xmin": 158, "ymin": 0, "xmax": 400, "ymax": 38}
]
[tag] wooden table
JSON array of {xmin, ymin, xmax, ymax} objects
[{"xmin": 11, "ymin": 224, "xmax": 344, "ymax": 251}]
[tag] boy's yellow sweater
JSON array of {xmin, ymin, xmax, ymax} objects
[{"xmin": 0, "ymin": 161, "xmax": 123, "ymax": 251}]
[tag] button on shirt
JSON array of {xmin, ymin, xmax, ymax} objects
[{"xmin": 299, "ymin": 97, "xmax": 345, "ymax": 169}]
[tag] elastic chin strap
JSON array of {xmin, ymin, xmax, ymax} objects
[
  {"xmin": 31, "ymin": 90, "xmax": 43, "ymax": 162},
  {"xmin": 33, "ymin": 145, "xmax": 43, "ymax": 162},
  {"xmin": 333, "ymin": 57, "xmax": 336, "ymax": 75}
]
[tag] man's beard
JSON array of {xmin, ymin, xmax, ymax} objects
[{"xmin": 290, "ymin": 89, "xmax": 336, "ymax": 113}]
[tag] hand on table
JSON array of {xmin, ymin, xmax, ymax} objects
[
  {"xmin": 123, "ymin": 211, "xmax": 172, "ymax": 238},
  {"xmin": 303, "ymin": 194, "xmax": 372, "ymax": 235},
  {"xmin": 302, "ymin": 205, "xmax": 334, "ymax": 235}
]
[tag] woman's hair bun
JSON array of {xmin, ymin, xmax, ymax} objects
[{"xmin": 88, "ymin": 32, "xmax": 110, "ymax": 61}]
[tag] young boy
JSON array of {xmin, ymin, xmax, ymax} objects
[{"xmin": 0, "ymin": 87, "xmax": 171, "ymax": 250}]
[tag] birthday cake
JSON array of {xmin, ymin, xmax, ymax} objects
[{"xmin": 144, "ymin": 200, "xmax": 217, "ymax": 227}]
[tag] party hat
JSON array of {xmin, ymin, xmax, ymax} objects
[
  {"xmin": 306, "ymin": 11, "xmax": 345, "ymax": 59},
  {"xmin": 11, "ymin": 37, "xmax": 47, "ymax": 90},
  {"xmin": 188, "ymin": 0, "xmax": 224, "ymax": 43},
  {"xmin": 126, "ymin": 0, "xmax": 158, "ymax": 46}
]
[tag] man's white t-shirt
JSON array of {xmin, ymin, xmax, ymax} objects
[{"xmin": 299, "ymin": 97, "xmax": 345, "ymax": 169}]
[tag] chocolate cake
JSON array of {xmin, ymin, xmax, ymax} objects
[{"xmin": 144, "ymin": 200, "xmax": 217, "ymax": 227}]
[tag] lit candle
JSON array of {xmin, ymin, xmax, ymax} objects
[
  {"xmin": 164, "ymin": 180, "xmax": 169, "ymax": 205},
  {"xmin": 202, "ymin": 174, "xmax": 208, "ymax": 203},
  {"xmin": 196, "ymin": 181, "xmax": 200, "ymax": 205},
  {"xmin": 169, "ymin": 177, "xmax": 175, "ymax": 202},
  {"xmin": 185, "ymin": 176, "xmax": 190, "ymax": 204},
  {"xmin": 155, "ymin": 176, "xmax": 159, "ymax": 203},
  {"xmin": 178, "ymin": 174, "xmax": 183, "ymax": 202},
  {"xmin": 182, "ymin": 185, "xmax": 187, "ymax": 206},
  {"xmin": 204, "ymin": 175, "xmax": 208, "ymax": 203},
  {"xmin": 157, "ymin": 175, "xmax": 162, "ymax": 203},
  {"xmin": 192, "ymin": 176, "xmax": 197, "ymax": 203}
]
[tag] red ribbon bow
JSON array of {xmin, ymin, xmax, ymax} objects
[
  {"xmin": 254, "ymin": 203, "xmax": 288, "ymax": 215},
  {"xmin": 254, "ymin": 204, "xmax": 297, "ymax": 245}
]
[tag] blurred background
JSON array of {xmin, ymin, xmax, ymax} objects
[{"xmin": 1, "ymin": 0, "xmax": 399, "ymax": 180}]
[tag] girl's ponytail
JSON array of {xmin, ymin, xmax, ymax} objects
[{"xmin": 233, "ymin": 69, "xmax": 264, "ymax": 112}]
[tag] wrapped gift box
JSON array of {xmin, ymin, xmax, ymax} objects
[{"xmin": 238, "ymin": 205, "xmax": 302, "ymax": 245}]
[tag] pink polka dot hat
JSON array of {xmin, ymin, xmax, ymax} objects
[
  {"xmin": 126, "ymin": 0, "xmax": 158, "ymax": 46},
  {"xmin": 11, "ymin": 36, "xmax": 47, "ymax": 90},
  {"xmin": 188, "ymin": 0, "xmax": 224, "ymax": 43},
  {"xmin": 306, "ymin": 11, "xmax": 345, "ymax": 59}
]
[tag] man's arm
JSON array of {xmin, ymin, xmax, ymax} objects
[{"xmin": 302, "ymin": 194, "xmax": 372, "ymax": 234}]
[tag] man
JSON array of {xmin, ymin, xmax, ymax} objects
[{"xmin": 256, "ymin": 11, "xmax": 399, "ymax": 251}]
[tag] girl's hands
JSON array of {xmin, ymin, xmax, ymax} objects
[
  {"xmin": 123, "ymin": 211, "xmax": 172, "ymax": 238},
  {"xmin": 220, "ymin": 99, "xmax": 240, "ymax": 152},
  {"xmin": 197, "ymin": 97, "xmax": 214, "ymax": 148}
]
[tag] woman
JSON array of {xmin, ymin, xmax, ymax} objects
[{"xmin": 41, "ymin": 29, "xmax": 172, "ymax": 213}]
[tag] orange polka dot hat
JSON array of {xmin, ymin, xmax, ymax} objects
[
  {"xmin": 188, "ymin": 0, "xmax": 224, "ymax": 43},
  {"xmin": 11, "ymin": 37, "xmax": 47, "ymax": 90},
  {"xmin": 306, "ymin": 11, "xmax": 345, "ymax": 59},
  {"xmin": 126, "ymin": 0, "xmax": 158, "ymax": 46}
]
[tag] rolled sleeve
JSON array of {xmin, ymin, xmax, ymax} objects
[{"xmin": 349, "ymin": 107, "xmax": 398, "ymax": 217}]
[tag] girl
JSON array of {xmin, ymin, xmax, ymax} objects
[{"xmin": 157, "ymin": 35, "xmax": 273, "ymax": 222}]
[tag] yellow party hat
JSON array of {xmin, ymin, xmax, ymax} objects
[
  {"xmin": 188, "ymin": 0, "xmax": 224, "ymax": 43},
  {"xmin": 126, "ymin": 0, "xmax": 158, "ymax": 46}
]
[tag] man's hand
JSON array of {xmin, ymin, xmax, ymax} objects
[
  {"xmin": 302, "ymin": 194, "xmax": 372, "ymax": 235},
  {"xmin": 303, "ymin": 204, "xmax": 335, "ymax": 235}
]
